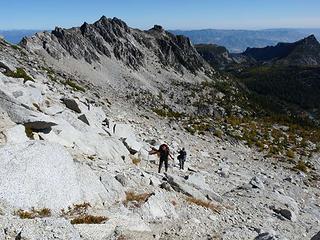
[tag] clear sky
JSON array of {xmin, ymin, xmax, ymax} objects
[{"xmin": 0, "ymin": 0, "xmax": 320, "ymax": 30}]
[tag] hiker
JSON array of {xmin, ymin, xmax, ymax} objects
[
  {"xmin": 113, "ymin": 124, "xmax": 116, "ymax": 134},
  {"xmin": 177, "ymin": 148, "xmax": 187, "ymax": 170},
  {"xmin": 102, "ymin": 118, "xmax": 109, "ymax": 128},
  {"xmin": 149, "ymin": 144, "xmax": 173, "ymax": 173}
]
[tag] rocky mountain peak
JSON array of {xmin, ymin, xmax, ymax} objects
[
  {"xmin": 302, "ymin": 34, "xmax": 319, "ymax": 44},
  {"xmin": 149, "ymin": 25, "xmax": 165, "ymax": 32},
  {"xmin": 243, "ymin": 34, "xmax": 320, "ymax": 65},
  {"xmin": 21, "ymin": 16, "xmax": 210, "ymax": 73}
]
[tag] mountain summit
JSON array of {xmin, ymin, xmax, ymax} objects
[
  {"xmin": 21, "ymin": 16, "xmax": 209, "ymax": 73},
  {"xmin": 243, "ymin": 34, "xmax": 320, "ymax": 65}
]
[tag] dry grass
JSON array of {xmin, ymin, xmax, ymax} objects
[
  {"xmin": 171, "ymin": 200, "xmax": 177, "ymax": 206},
  {"xmin": 117, "ymin": 235, "xmax": 128, "ymax": 240},
  {"xmin": 123, "ymin": 191, "xmax": 154, "ymax": 207},
  {"xmin": 131, "ymin": 157, "xmax": 141, "ymax": 166},
  {"xmin": 70, "ymin": 215, "xmax": 108, "ymax": 225},
  {"xmin": 293, "ymin": 160, "xmax": 308, "ymax": 173},
  {"xmin": 15, "ymin": 208, "xmax": 51, "ymax": 219},
  {"xmin": 61, "ymin": 202, "xmax": 91, "ymax": 217},
  {"xmin": 286, "ymin": 149, "xmax": 295, "ymax": 159},
  {"xmin": 186, "ymin": 197, "xmax": 222, "ymax": 213}
]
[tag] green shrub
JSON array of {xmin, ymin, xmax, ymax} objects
[
  {"xmin": 214, "ymin": 129, "xmax": 223, "ymax": 138},
  {"xmin": 294, "ymin": 160, "xmax": 308, "ymax": 173},
  {"xmin": 64, "ymin": 80, "xmax": 86, "ymax": 92},
  {"xmin": 4, "ymin": 68, "xmax": 33, "ymax": 83},
  {"xmin": 286, "ymin": 149, "xmax": 295, "ymax": 159}
]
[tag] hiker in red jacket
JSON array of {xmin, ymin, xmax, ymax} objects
[{"xmin": 149, "ymin": 144, "xmax": 173, "ymax": 173}]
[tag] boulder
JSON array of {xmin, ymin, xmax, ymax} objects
[
  {"xmin": 62, "ymin": 98, "xmax": 82, "ymax": 113},
  {"xmin": 115, "ymin": 174, "xmax": 128, "ymax": 186},
  {"xmin": 43, "ymin": 104, "xmax": 65, "ymax": 116},
  {"xmin": 255, "ymin": 232, "xmax": 277, "ymax": 240},
  {"xmin": 0, "ymin": 74, "xmax": 44, "ymax": 109},
  {"xmin": 0, "ymin": 217, "xmax": 81, "ymax": 240},
  {"xmin": 98, "ymin": 173, "xmax": 126, "ymax": 205},
  {"xmin": 273, "ymin": 208, "xmax": 297, "ymax": 222},
  {"xmin": 78, "ymin": 114, "xmax": 90, "ymax": 125},
  {"xmin": 0, "ymin": 88, "xmax": 56, "ymax": 130},
  {"xmin": 140, "ymin": 191, "xmax": 178, "ymax": 221},
  {"xmin": 186, "ymin": 173, "xmax": 223, "ymax": 203},
  {"xmin": 165, "ymin": 173, "xmax": 207, "ymax": 201},
  {"xmin": 0, "ymin": 141, "xmax": 109, "ymax": 210},
  {"xmin": 114, "ymin": 124, "xmax": 143, "ymax": 153},
  {"xmin": 24, "ymin": 120, "xmax": 57, "ymax": 130},
  {"xmin": 5, "ymin": 124, "xmax": 29, "ymax": 143},
  {"xmin": 50, "ymin": 117, "xmax": 129, "ymax": 161},
  {"xmin": 250, "ymin": 176, "xmax": 265, "ymax": 189},
  {"xmin": 311, "ymin": 231, "xmax": 320, "ymax": 240},
  {"xmin": 0, "ymin": 61, "xmax": 16, "ymax": 72},
  {"xmin": 75, "ymin": 213, "xmax": 152, "ymax": 240}
]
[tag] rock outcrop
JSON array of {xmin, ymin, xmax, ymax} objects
[
  {"xmin": 0, "ymin": 141, "xmax": 110, "ymax": 210},
  {"xmin": 21, "ymin": 16, "xmax": 210, "ymax": 73}
]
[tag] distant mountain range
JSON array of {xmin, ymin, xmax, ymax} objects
[
  {"xmin": 170, "ymin": 28, "xmax": 320, "ymax": 52},
  {"xmin": 196, "ymin": 35, "xmax": 320, "ymax": 115},
  {"xmin": 0, "ymin": 30, "xmax": 41, "ymax": 44}
]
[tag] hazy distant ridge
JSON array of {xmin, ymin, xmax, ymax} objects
[
  {"xmin": 0, "ymin": 30, "xmax": 41, "ymax": 44},
  {"xmin": 170, "ymin": 28, "xmax": 320, "ymax": 52}
]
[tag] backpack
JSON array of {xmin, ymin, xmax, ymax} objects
[{"xmin": 159, "ymin": 144, "xmax": 169, "ymax": 159}]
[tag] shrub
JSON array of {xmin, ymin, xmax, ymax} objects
[
  {"xmin": 131, "ymin": 157, "xmax": 141, "ymax": 166},
  {"xmin": 123, "ymin": 191, "xmax": 154, "ymax": 207},
  {"xmin": 185, "ymin": 126, "xmax": 196, "ymax": 135},
  {"xmin": 214, "ymin": 129, "xmax": 223, "ymax": 138},
  {"xmin": 11, "ymin": 44, "xmax": 20, "ymax": 50},
  {"xmin": 186, "ymin": 197, "xmax": 222, "ymax": 213},
  {"xmin": 4, "ymin": 67, "xmax": 33, "ymax": 83},
  {"xmin": 15, "ymin": 208, "xmax": 51, "ymax": 219},
  {"xmin": 15, "ymin": 209, "xmax": 34, "ymax": 219},
  {"xmin": 294, "ymin": 161, "xmax": 308, "ymax": 173},
  {"xmin": 25, "ymin": 126, "xmax": 34, "ymax": 139},
  {"xmin": 70, "ymin": 215, "xmax": 108, "ymax": 225},
  {"xmin": 37, "ymin": 208, "xmax": 51, "ymax": 217},
  {"xmin": 64, "ymin": 80, "xmax": 86, "ymax": 92},
  {"xmin": 286, "ymin": 149, "xmax": 295, "ymax": 159},
  {"xmin": 61, "ymin": 202, "xmax": 91, "ymax": 217}
]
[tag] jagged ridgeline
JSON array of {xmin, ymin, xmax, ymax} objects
[{"xmin": 20, "ymin": 16, "xmax": 209, "ymax": 73}]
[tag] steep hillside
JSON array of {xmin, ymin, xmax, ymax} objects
[
  {"xmin": 0, "ymin": 17, "xmax": 319, "ymax": 240},
  {"xmin": 195, "ymin": 44, "xmax": 234, "ymax": 69}
]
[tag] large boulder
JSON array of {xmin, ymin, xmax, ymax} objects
[
  {"xmin": 62, "ymin": 98, "xmax": 82, "ymax": 113},
  {"xmin": 165, "ymin": 173, "xmax": 207, "ymax": 201},
  {"xmin": 0, "ymin": 141, "xmax": 110, "ymax": 210},
  {"xmin": 0, "ymin": 88, "xmax": 56, "ymax": 130},
  {"xmin": 5, "ymin": 124, "xmax": 29, "ymax": 143},
  {"xmin": 114, "ymin": 124, "xmax": 144, "ymax": 153},
  {"xmin": 0, "ymin": 74, "xmax": 44, "ymax": 109},
  {"xmin": 311, "ymin": 231, "xmax": 320, "ymax": 240},
  {"xmin": 74, "ymin": 213, "xmax": 152, "ymax": 240},
  {"xmin": 140, "ymin": 191, "xmax": 178, "ymax": 221},
  {"xmin": 0, "ymin": 217, "xmax": 80, "ymax": 240}
]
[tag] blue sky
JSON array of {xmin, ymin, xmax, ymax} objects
[{"xmin": 0, "ymin": 0, "xmax": 320, "ymax": 30}]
